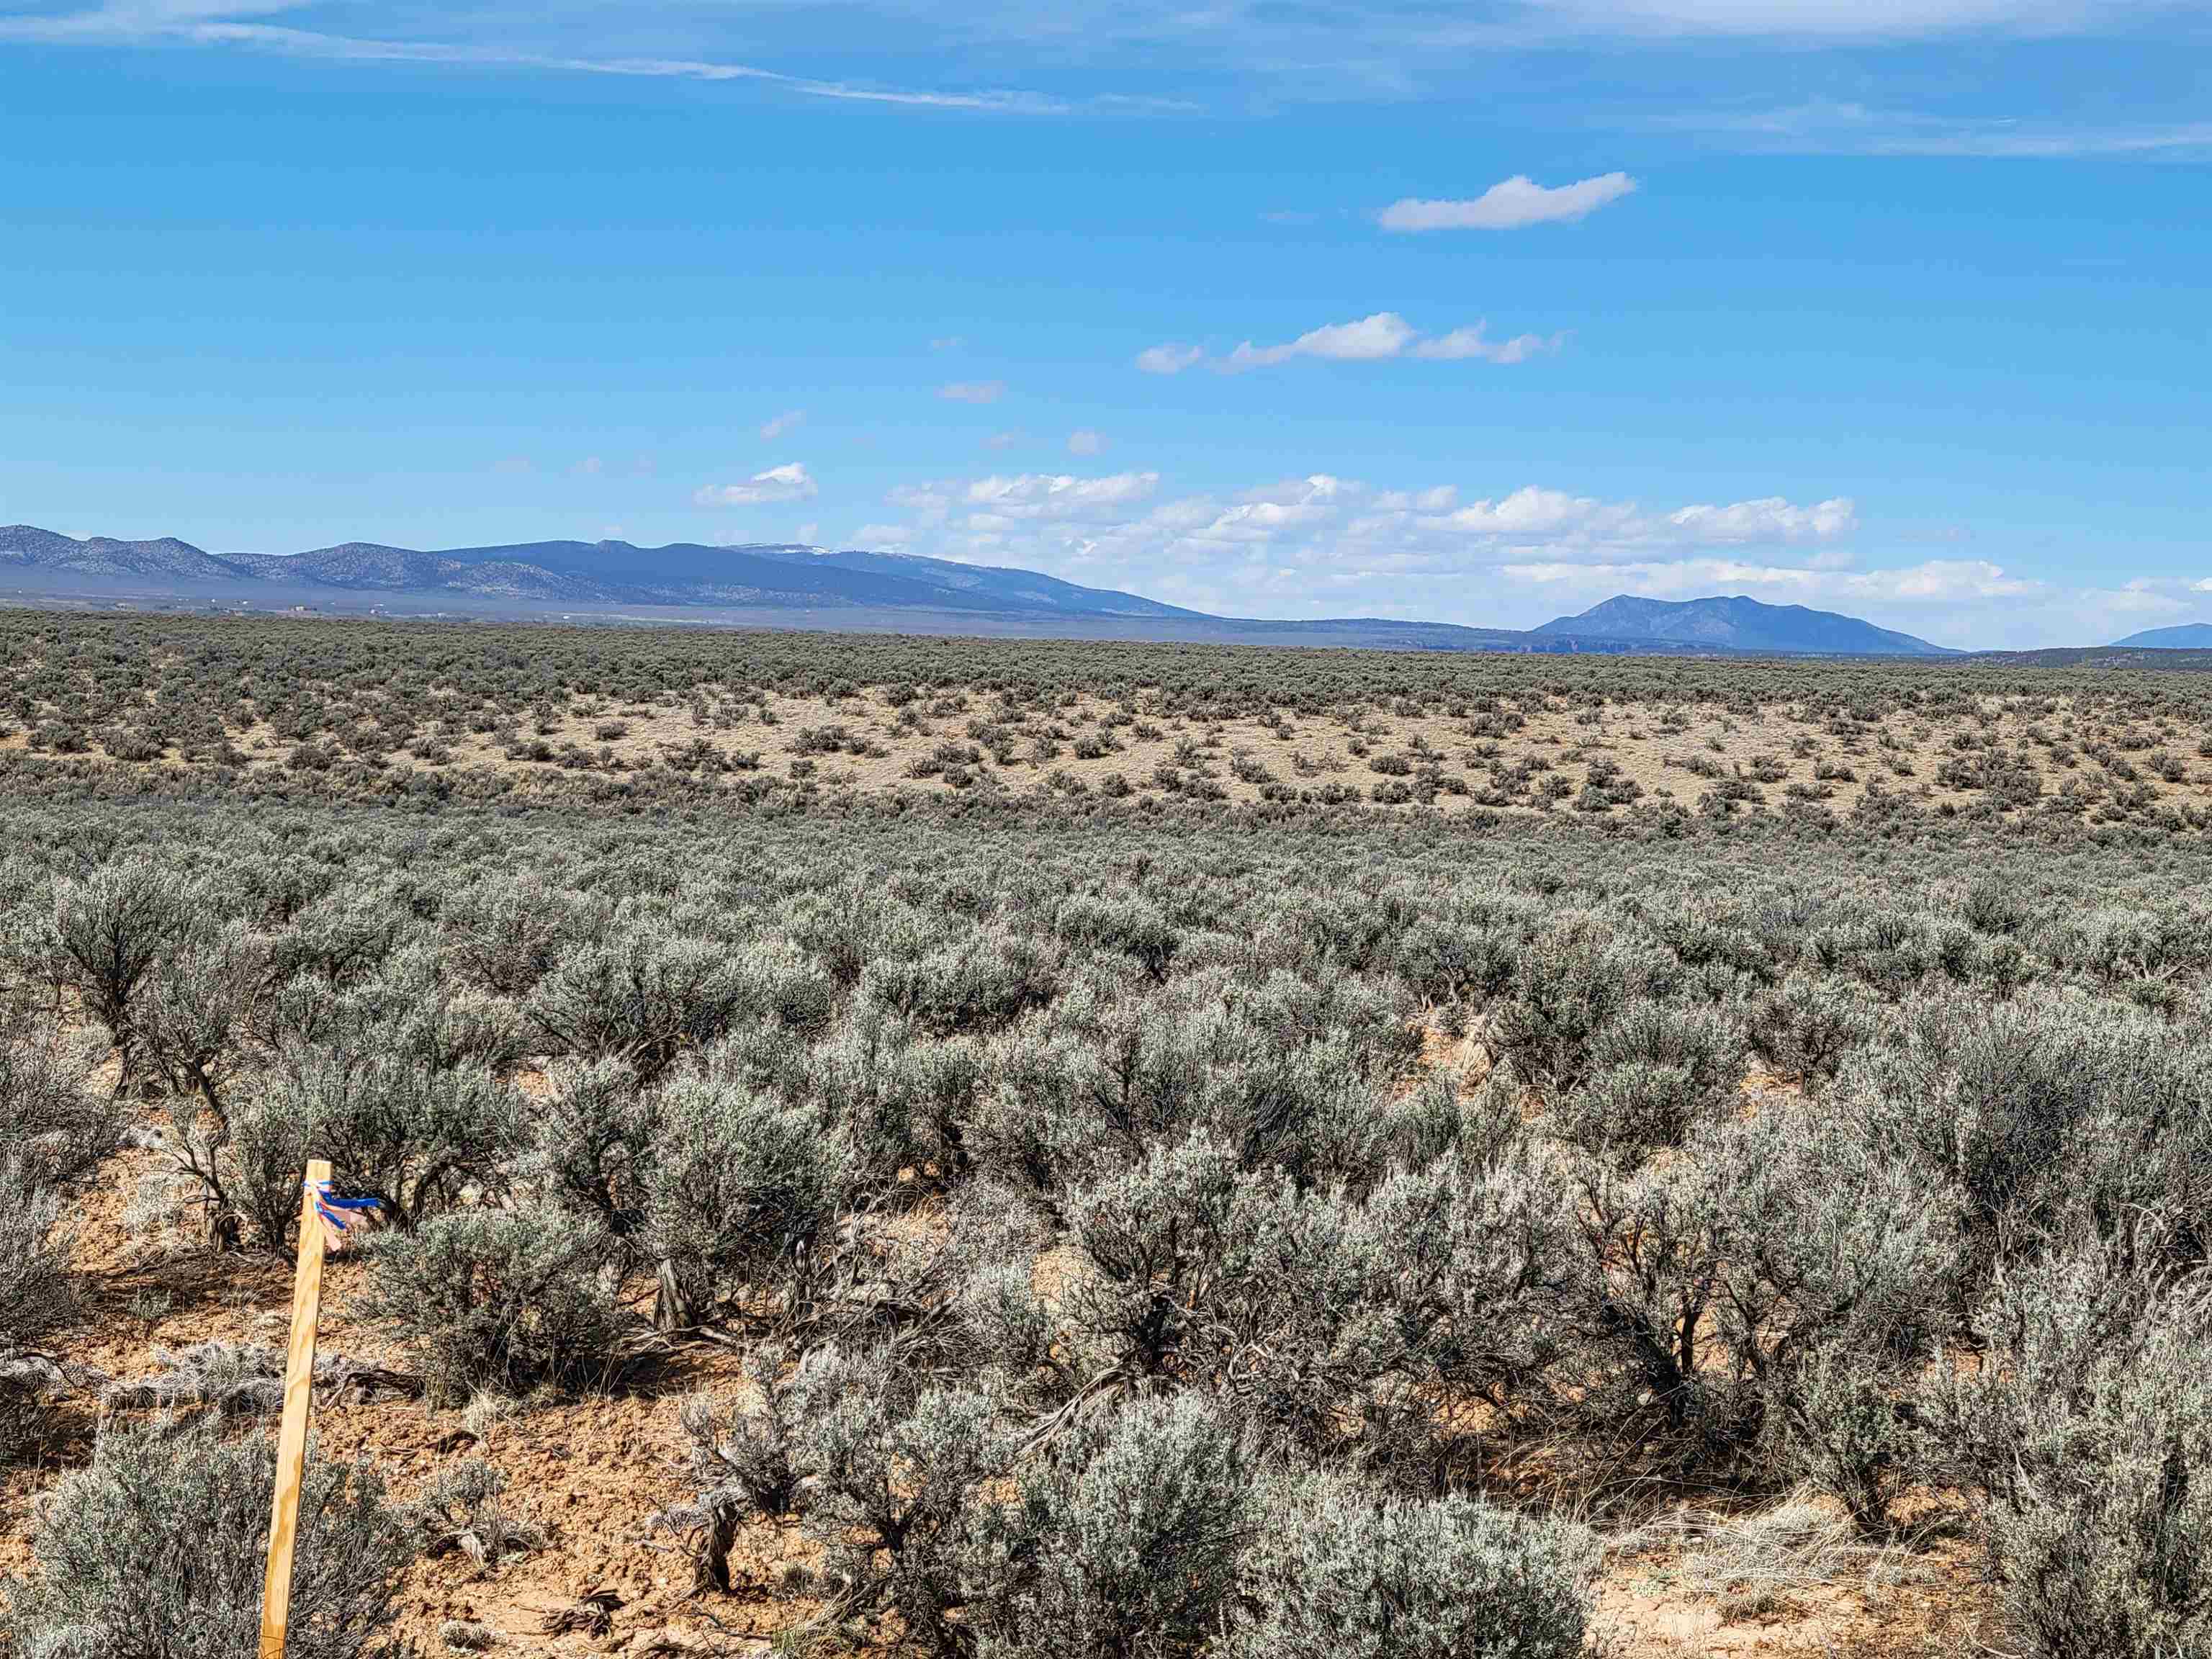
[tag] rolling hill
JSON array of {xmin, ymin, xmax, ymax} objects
[
  {"xmin": 1, "ymin": 524, "xmax": 1955, "ymax": 656},
  {"xmin": 2113, "ymin": 622, "xmax": 2212, "ymax": 649}
]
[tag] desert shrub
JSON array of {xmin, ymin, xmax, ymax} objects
[
  {"xmin": 0, "ymin": 1163, "xmax": 75, "ymax": 1453},
  {"xmin": 134, "ymin": 916, "xmax": 269, "ymax": 1118},
  {"xmin": 1060, "ymin": 1133, "xmax": 1240, "ymax": 1390},
  {"xmin": 691, "ymin": 1342, "xmax": 1012, "ymax": 1656},
  {"xmin": 361, "ymin": 1209, "xmax": 630, "ymax": 1403},
  {"xmin": 528, "ymin": 932, "xmax": 768, "ymax": 1084},
  {"xmin": 40, "ymin": 860, "xmax": 195, "ymax": 1079},
  {"xmin": 979, "ymin": 1395, "xmax": 1253, "ymax": 1659},
  {"xmin": 1225, "ymin": 1472, "xmax": 1589, "ymax": 1659},
  {"xmin": 861, "ymin": 927, "xmax": 1060, "ymax": 1037},
  {"xmin": 1357, "ymin": 1136, "xmax": 1578, "ymax": 1424},
  {"xmin": 1550, "ymin": 1002, "xmax": 1744, "ymax": 1161},
  {"xmin": 1488, "ymin": 923, "xmax": 1637, "ymax": 1097},
  {"xmin": 642, "ymin": 1070, "xmax": 849, "ymax": 1328},
  {"xmin": 439, "ymin": 876, "xmax": 609, "ymax": 997},
  {"xmin": 230, "ymin": 1046, "xmax": 523, "ymax": 1245},
  {"xmin": 413, "ymin": 1459, "xmax": 544, "ymax": 1572},
  {"xmin": 1745, "ymin": 973, "xmax": 1878, "ymax": 1090},
  {"xmin": 1, "ymin": 1426, "xmax": 410, "ymax": 1659},
  {"xmin": 526, "ymin": 1057, "xmax": 655, "ymax": 1238},
  {"xmin": 809, "ymin": 1010, "xmax": 980, "ymax": 1191},
  {"xmin": 0, "ymin": 1035, "xmax": 114, "ymax": 1185},
  {"xmin": 1930, "ymin": 1239, "xmax": 2212, "ymax": 1659},
  {"xmin": 1762, "ymin": 1341, "xmax": 1924, "ymax": 1539},
  {"xmin": 1563, "ymin": 1094, "xmax": 1956, "ymax": 1467},
  {"xmin": 1853, "ymin": 997, "xmax": 2212, "ymax": 1277}
]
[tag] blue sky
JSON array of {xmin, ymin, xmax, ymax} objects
[{"xmin": 2, "ymin": 1, "xmax": 2208, "ymax": 647}]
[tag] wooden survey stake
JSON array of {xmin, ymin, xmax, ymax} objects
[{"xmin": 261, "ymin": 1157, "xmax": 333, "ymax": 1659}]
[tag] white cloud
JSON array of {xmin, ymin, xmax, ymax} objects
[
  {"xmin": 693, "ymin": 462, "xmax": 818, "ymax": 506},
  {"xmin": 1380, "ymin": 172, "xmax": 1637, "ymax": 232},
  {"xmin": 939, "ymin": 380, "xmax": 1007, "ymax": 404},
  {"xmin": 845, "ymin": 464, "xmax": 2193, "ymax": 647},
  {"xmin": 984, "ymin": 430, "xmax": 1022, "ymax": 450},
  {"xmin": 1156, "ymin": 313, "xmax": 1565, "ymax": 374},
  {"xmin": 1067, "ymin": 428, "xmax": 1106, "ymax": 457},
  {"xmin": 929, "ymin": 336, "xmax": 966, "ymax": 351},
  {"xmin": 575, "ymin": 455, "xmax": 603, "ymax": 476},
  {"xmin": 1411, "ymin": 325, "xmax": 1565, "ymax": 364},
  {"xmin": 864, "ymin": 467, "xmax": 1884, "ymax": 624},
  {"xmin": 759, "ymin": 408, "xmax": 805, "ymax": 440},
  {"xmin": 795, "ymin": 521, "xmax": 819, "ymax": 543},
  {"xmin": 1666, "ymin": 497, "xmax": 1861, "ymax": 544},
  {"xmin": 963, "ymin": 471, "xmax": 1161, "ymax": 519},
  {"xmin": 1225, "ymin": 311, "xmax": 1418, "ymax": 370},
  {"xmin": 1135, "ymin": 343, "xmax": 1204, "ymax": 375}
]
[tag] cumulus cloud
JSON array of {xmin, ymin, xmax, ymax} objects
[
  {"xmin": 1380, "ymin": 172, "xmax": 1637, "ymax": 232},
  {"xmin": 693, "ymin": 462, "xmax": 818, "ymax": 505},
  {"xmin": 964, "ymin": 471, "xmax": 1161, "ymax": 519},
  {"xmin": 1135, "ymin": 342, "xmax": 1205, "ymax": 375},
  {"xmin": 939, "ymin": 380, "xmax": 1007, "ymax": 403},
  {"xmin": 863, "ymin": 467, "xmax": 1876, "ymax": 619},
  {"xmin": 1067, "ymin": 428, "xmax": 1106, "ymax": 456},
  {"xmin": 759, "ymin": 408, "xmax": 805, "ymax": 440},
  {"xmin": 826, "ymin": 462, "xmax": 2167, "ymax": 646},
  {"xmin": 1665, "ymin": 497, "xmax": 1861, "ymax": 544}
]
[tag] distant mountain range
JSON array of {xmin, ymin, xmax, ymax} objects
[
  {"xmin": 1, "ymin": 523, "xmax": 1964, "ymax": 657},
  {"xmin": 2113, "ymin": 622, "xmax": 2212, "ymax": 650},
  {"xmin": 1534, "ymin": 594, "xmax": 1954, "ymax": 656}
]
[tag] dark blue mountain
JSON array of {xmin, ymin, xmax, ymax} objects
[
  {"xmin": 1534, "ymin": 594, "xmax": 1953, "ymax": 656},
  {"xmin": 2112, "ymin": 622, "xmax": 2212, "ymax": 649}
]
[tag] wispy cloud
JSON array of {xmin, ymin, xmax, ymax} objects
[
  {"xmin": 1513, "ymin": 0, "xmax": 2157, "ymax": 41},
  {"xmin": 1411, "ymin": 324, "xmax": 1566, "ymax": 364},
  {"xmin": 939, "ymin": 380, "xmax": 1007, "ymax": 404},
  {"xmin": 759, "ymin": 409, "xmax": 805, "ymax": 441},
  {"xmin": 1067, "ymin": 428, "xmax": 1106, "ymax": 456},
  {"xmin": 1381, "ymin": 171, "xmax": 1637, "ymax": 231},
  {"xmin": 693, "ymin": 462, "xmax": 817, "ymax": 505},
  {"xmin": 1671, "ymin": 98, "xmax": 2212, "ymax": 156},
  {"xmin": 1148, "ymin": 312, "xmax": 1564, "ymax": 374},
  {"xmin": 0, "ymin": 4, "xmax": 1112, "ymax": 112},
  {"xmin": 1134, "ymin": 343, "xmax": 1205, "ymax": 376}
]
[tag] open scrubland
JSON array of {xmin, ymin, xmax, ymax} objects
[
  {"xmin": 6, "ymin": 612, "xmax": 2212, "ymax": 830},
  {"xmin": 5, "ymin": 611, "xmax": 2212, "ymax": 1658}
]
